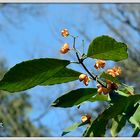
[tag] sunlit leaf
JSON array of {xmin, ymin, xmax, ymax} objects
[
  {"xmin": 83, "ymin": 93, "xmax": 140, "ymax": 137},
  {"xmin": 88, "ymin": 93, "xmax": 109, "ymax": 102},
  {"xmin": 130, "ymin": 105, "xmax": 140, "ymax": 129},
  {"xmin": 111, "ymin": 103, "xmax": 139, "ymax": 136},
  {"xmin": 0, "ymin": 58, "xmax": 70, "ymax": 92},
  {"xmin": 87, "ymin": 35, "xmax": 128, "ymax": 61},
  {"xmin": 111, "ymin": 115, "xmax": 126, "ymax": 137},
  {"xmin": 40, "ymin": 68, "xmax": 80, "ymax": 85}
]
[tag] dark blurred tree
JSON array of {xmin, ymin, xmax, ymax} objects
[{"xmin": 0, "ymin": 59, "xmax": 50, "ymax": 136}]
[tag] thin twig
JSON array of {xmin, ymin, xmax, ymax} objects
[{"xmin": 73, "ymin": 37, "xmax": 107, "ymax": 88}]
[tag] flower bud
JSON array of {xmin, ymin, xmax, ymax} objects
[
  {"xmin": 94, "ymin": 60, "xmax": 106, "ymax": 70},
  {"xmin": 110, "ymin": 83, "xmax": 118, "ymax": 90},
  {"xmin": 79, "ymin": 74, "xmax": 90, "ymax": 86},
  {"xmin": 106, "ymin": 66, "xmax": 122, "ymax": 77},
  {"xmin": 81, "ymin": 114, "xmax": 91, "ymax": 123},
  {"xmin": 96, "ymin": 83, "xmax": 102, "ymax": 88},
  {"xmin": 79, "ymin": 74, "xmax": 87, "ymax": 81},
  {"xmin": 102, "ymin": 87, "xmax": 109, "ymax": 95},
  {"xmin": 106, "ymin": 79, "xmax": 118, "ymax": 91},
  {"xmin": 97, "ymin": 87, "xmax": 103, "ymax": 94},
  {"xmin": 60, "ymin": 43, "xmax": 70, "ymax": 54},
  {"xmin": 83, "ymin": 76, "xmax": 90, "ymax": 86},
  {"xmin": 61, "ymin": 29, "xmax": 69, "ymax": 37}
]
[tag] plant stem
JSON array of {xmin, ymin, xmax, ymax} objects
[
  {"xmin": 73, "ymin": 37, "xmax": 107, "ymax": 88},
  {"xmin": 82, "ymin": 39, "xmax": 85, "ymax": 54}
]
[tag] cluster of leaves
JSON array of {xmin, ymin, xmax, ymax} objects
[
  {"xmin": 0, "ymin": 31, "xmax": 139, "ymax": 137},
  {"xmin": 0, "ymin": 92, "xmax": 46, "ymax": 136}
]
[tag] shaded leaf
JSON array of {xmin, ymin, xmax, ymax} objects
[
  {"xmin": 87, "ymin": 35, "xmax": 128, "ymax": 61},
  {"xmin": 109, "ymin": 90, "xmax": 124, "ymax": 103},
  {"xmin": 110, "ymin": 103, "xmax": 140, "ymax": 136},
  {"xmin": 111, "ymin": 115, "xmax": 127, "ymax": 136},
  {"xmin": 0, "ymin": 58, "xmax": 69, "ymax": 92},
  {"xmin": 62, "ymin": 121, "xmax": 89, "ymax": 136},
  {"xmin": 52, "ymin": 88, "xmax": 97, "ymax": 108},
  {"xmin": 83, "ymin": 94, "xmax": 140, "ymax": 137},
  {"xmin": 40, "ymin": 68, "xmax": 80, "ymax": 85},
  {"xmin": 88, "ymin": 93, "xmax": 109, "ymax": 102}
]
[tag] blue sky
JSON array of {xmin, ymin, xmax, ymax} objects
[{"xmin": 0, "ymin": 4, "xmax": 133, "ymax": 136}]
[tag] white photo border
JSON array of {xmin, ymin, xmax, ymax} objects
[{"xmin": 0, "ymin": 1, "xmax": 139, "ymax": 140}]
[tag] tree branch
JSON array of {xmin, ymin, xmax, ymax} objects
[{"xmin": 73, "ymin": 37, "xmax": 107, "ymax": 88}]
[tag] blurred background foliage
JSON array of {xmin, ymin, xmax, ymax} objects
[
  {"xmin": 0, "ymin": 3, "xmax": 139, "ymax": 137},
  {"xmin": 0, "ymin": 59, "xmax": 50, "ymax": 136}
]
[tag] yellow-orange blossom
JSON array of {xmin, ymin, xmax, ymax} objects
[
  {"xmin": 79, "ymin": 74, "xmax": 90, "ymax": 86},
  {"xmin": 61, "ymin": 29, "xmax": 69, "ymax": 37},
  {"xmin": 94, "ymin": 60, "xmax": 106, "ymax": 70},
  {"xmin": 106, "ymin": 66, "xmax": 122, "ymax": 77},
  {"xmin": 60, "ymin": 43, "xmax": 70, "ymax": 54}
]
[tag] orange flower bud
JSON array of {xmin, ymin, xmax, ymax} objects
[
  {"xmin": 79, "ymin": 74, "xmax": 87, "ymax": 81},
  {"xmin": 79, "ymin": 74, "xmax": 90, "ymax": 86},
  {"xmin": 81, "ymin": 115, "xmax": 88, "ymax": 123},
  {"xmin": 106, "ymin": 66, "xmax": 122, "ymax": 77},
  {"xmin": 106, "ymin": 79, "xmax": 118, "ymax": 91},
  {"xmin": 106, "ymin": 69, "xmax": 116, "ymax": 77},
  {"xmin": 60, "ymin": 43, "xmax": 70, "ymax": 54},
  {"xmin": 106, "ymin": 79, "xmax": 113, "ymax": 84},
  {"xmin": 107, "ymin": 83, "xmax": 112, "ymax": 90},
  {"xmin": 61, "ymin": 29, "xmax": 69, "ymax": 37},
  {"xmin": 63, "ymin": 43, "xmax": 69, "ymax": 50},
  {"xmin": 81, "ymin": 114, "xmax": 91, "ymax": 123},
  {"xmin": 102, "ymin": 87, "xmax": 109, "ymax": 95},
  {"xmin": 97, "ymin": 83, "xmax": 109, "ymax": 94},
  {"xmin": 97, "ymin": 87, "xmax": 103, "ymax": 94},
  {"xmin": 83, "ymin": 76, "xmax": 90, "ymax": 86},
  {"xmin": 113, "ymin": 66, "xmax": 122, "ymax": 76},
  {"xmin": 111, "ymin": 83, "xmax": 118, "ymax": 90},
  {"xmin": 97, "ymin": 79, "xmax": 118, "ymax": 95},
  {"xmin": 94, "ymin": 60, "xmax": 106, "ymax": 70},
  {"xmin": 96, "ymin": 83, "xmax": 102, "ymax": 88}
]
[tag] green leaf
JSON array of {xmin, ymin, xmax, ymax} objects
[
  {"xmin": 109, "ymin": 91, "xmax": 125, "ymax": 103},
  {"xmin": 0, "ymin": 58, "xmax": 70, "ymax": 92},
  {"xmin": 116, "ymin": 90, "xmax": 130, "ymax": 97},
  {"xmin": 62, "ymin": 121, "xmax": 89, "ymax": 136},
  {"xmin": 88, "ymin": 93, "xmax": 109, "ymax": 102},
  {"xmin": 110, "ymin": 115, "xmax": 127, "ymax": 137},
  {"xmin": 121, "ymin": 83, "xmax": 135, "ymax": 95},
  {"xmin": 52, "ymin": 88, "xmax": 97, "ymax": 108},
  {"xmin": 110, "ymin": 103, "xmax": 140, "ymax": 137},
  {"xmin": 83, "ymin": 94, "xmax": 140, "ymax": 137},
  {"xmin": 40, "ymin": 68, "xmax": 80, "ymax": 85},
  {"xmin": 130, "ymin": 105, "xmax": 140, "ymax": 129},
  {"xmin": 87, "ymin": 35, "xmax": 128, "ymax": 61},
  {"xmin": 100, "ymin": 72, "xmax": 121, "ymax": 84}
]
